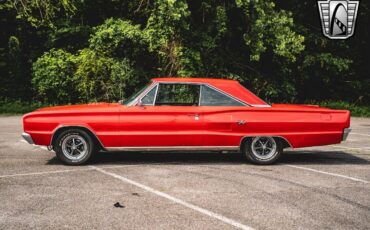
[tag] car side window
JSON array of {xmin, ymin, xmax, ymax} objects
[
  {"xmin": 141, "ymin": 85, "xmax": 157, "ymax": 105},
  {"xmin": 155, "ymin": 84, "xmax": 200, "ymax": 106},
  {"xmin": 200, "ymin": 85, "xmax": 244, "ymax": 106}
]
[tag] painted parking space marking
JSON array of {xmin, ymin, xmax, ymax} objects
[
  {"xmin": 90, "ymin": 166, "xmax": 255, "ymax": 230},
  {"xmin": 330, "ymin": 145, "xmax": 370, "ymax": 152},
  {"xmin": 350, "ymin": 133, "xmax": 370, "ymax": 137},
  {"xmin": 286, "ymin": 165, "xmax": 369, "ymax": 184},
  {"xmin": 0, "ymin": 168, "xmax": 92, "ymax": 179},
  {"xmin": 0, "ymin": 165, "xmax": 132, "ymax": 179}
]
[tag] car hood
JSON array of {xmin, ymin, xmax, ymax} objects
[{"xmin": 32, "ymin": 103, "xmax": 122, "ymax": 113}]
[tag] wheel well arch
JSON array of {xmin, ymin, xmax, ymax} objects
[
  {"xmin": 51, "ymin": 126, "xmax": 105, "ymax": 151},
  {"xmin": 240, "ymin": 136, "xmax": 292, "ymax": 151}
]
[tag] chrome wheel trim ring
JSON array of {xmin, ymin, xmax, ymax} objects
[
  {"xmin": 251, "ymin": 136, "xmax": 277, "ymax": 160},
  {"xmin": 61, "ymin": 134, "xmax": 88, "ymax": 161}
]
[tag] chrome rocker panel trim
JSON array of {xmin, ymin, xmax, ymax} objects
[{"xmin": 105, "ymin": 146, "xmax": 239, "ymax": 152}]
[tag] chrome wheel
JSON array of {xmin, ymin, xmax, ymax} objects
[
  {"xmin": 61, "ymin": 134, "xmax": 88, "ymax": 161},
  {"xmin": 251, "ymin": 136, "xmax": 277, "ymax": 160}
]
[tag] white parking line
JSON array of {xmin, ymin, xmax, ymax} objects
[
  {"xmin": 286, "ymin": 165, "xmax": 369, "ymax": 184},
  {"xmin": 90, "ymin": 166, "xmax": 254, "ymax": 230},
  {"xmin": 351, "ymin": 133, "xmax": 370, "ymax": 137},
  {"xmin": 0, "ymin": 165, "xmax": 134, "ymax": 179},
  {"xmin": 330, "ymin": 145, "xmax": 370, "ymax": 152},
  {"xmin": 0, "ymin": 168, "xmax": 91, "ymax": 179}
]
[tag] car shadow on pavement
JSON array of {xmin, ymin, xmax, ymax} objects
[
  {"xmin": 280, "ymin": 150, "xmax": 370, "ymax": 165},
  {"xmin": 46, "ymin": 150, "xmax": 370, "ymax": 166},
  {"xmin": 47, "ymin": 152, "xmax": 245, "ymax": 166}
]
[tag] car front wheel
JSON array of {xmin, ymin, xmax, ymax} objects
[
  {"xmin": 54, "ymin": 129, "xmax": 94, "ymax": 165},
  {"xmin": 243, "ymin": 136, "xmax": 282, "ymax": 165}
]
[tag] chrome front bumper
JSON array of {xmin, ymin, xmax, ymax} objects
[
  {"xmin": 22, "ymin": 132, "xmax": 34, "ymax": 144},
  {"xmin": 342, "ymin": 128, "xmax": 351, "ymax": 141}
]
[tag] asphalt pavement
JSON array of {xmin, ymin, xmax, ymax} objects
[{"xmin": 0, "ymin": 116, "xmax": 369, "ymax": 230}]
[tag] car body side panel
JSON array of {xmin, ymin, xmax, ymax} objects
[
  {"xmin": 24, "ymin": 105, "xmax": 350, "ymax": 149},
  {"xmin": 202, "ymin": 107, "xmax": 350, "ymax": 148}
]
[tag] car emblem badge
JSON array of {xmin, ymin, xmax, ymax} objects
[{"xmin": 317, "ymin": 0, "xmax": 359, "ymax": 39}]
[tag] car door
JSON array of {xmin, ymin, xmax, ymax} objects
[
  {"xmin": 199, "ymin": 85, "xmax": 246, "ymax": 147},
  {"xmin": 117, "ymin": 83, "xmax": 203, "ymax": 147}
]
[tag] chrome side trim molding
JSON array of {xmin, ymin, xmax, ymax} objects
[
  {"xmin": 22, "ymin": 132, "xmax": 34, "ymax": 145},
  {"xmin": 250, "ymin": 104, "xmax": 271, "ymax": 108},
  {"xmin": 342, "ymin": 128, "xmax": 351, "ymax": 141},
  {"xmin": 105, "ymin": 146, "xmax": 239, "ymax": 152}
]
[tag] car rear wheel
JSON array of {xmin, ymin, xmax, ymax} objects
[
  {"xmin": 54, "ymin": 129, "xmax": 94, "ymax": 165},
  {"xmin": 243, "ymin": 136, "xmax": 282, "ymax": 165}
]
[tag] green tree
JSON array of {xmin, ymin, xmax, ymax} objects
[{"xmin": 1, "ymin": 0, "xmax": 369, "ymax": 105}]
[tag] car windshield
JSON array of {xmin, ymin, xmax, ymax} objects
[{"xmin": 122, "ymin": 82, "xmax": 151, "ymax": 105}]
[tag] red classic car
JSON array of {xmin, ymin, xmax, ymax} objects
[{"xmin": 22, "ymin": 78, "xmax": 351, "ymax": 165}]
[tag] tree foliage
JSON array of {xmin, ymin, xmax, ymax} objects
[
  {"xmin": 11, "ymin": 0, "xmax": 79, "ymax": 28},
  {"xmin": 32, "ymin": 49, "xmax": 77, "ymax": 104},
  {"xmin": 74, "ymin": 49, "xmax": 140, "ymax": 102},
  {"xmin": 0, "ymin": 0, "xmax": 369, "ymax": 105}
]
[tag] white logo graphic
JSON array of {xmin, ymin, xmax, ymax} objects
[{"xmin": 318, "ymin": 0, "xmax": 359, "ymax": 39}]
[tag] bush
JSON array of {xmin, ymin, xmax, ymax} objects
[
  {"xmin": 0, "ymin": 100, "xmax": 46, "ymax": 114},
  {"xmin": 32, "ymin": 49, "xmax": 78, "ymax": 104},
  {"xmin": 318, "ymin": 101, "xmax": 370, "ymax": 117},
  {"xmin": 74, "ymin": 49, "xmax": 141, "ymax": 102},
  {"xmin": 31, "ymin": 18, "xmax": 152, "ymax": 104}
]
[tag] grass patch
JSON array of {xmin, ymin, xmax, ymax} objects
[
  {"xmin": 0, "ymin": 101, "xmax": 46, "ymax": 115},
  {"xmin": 318, "ymin": 101, "xmax": 370, "ymax": 117}
]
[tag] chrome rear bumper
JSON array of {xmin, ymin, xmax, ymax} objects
[
  {"xmin": 342, "ymin": 128, "xmax": 351, "ymax": 141},
  {"xmin": 22, "ymin": 132, "xmax": 34, "ymax": 144}
]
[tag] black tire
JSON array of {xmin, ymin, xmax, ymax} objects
[
  {"xmin": 242, "ymin": 136, "xmax": 282, "ymax": 165},
  {"xmin": 54, "ymin": 129, "xmax": 95, "ymax": 165}
]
